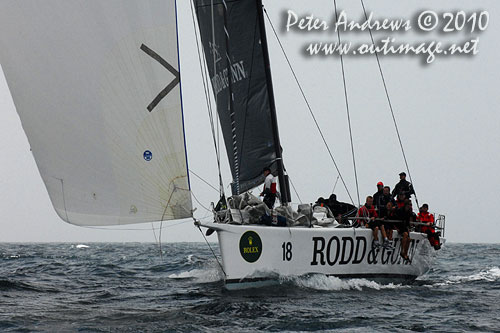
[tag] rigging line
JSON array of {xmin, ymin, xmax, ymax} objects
[
  {"xmin": 196, "ymin": 223, "xmax": 226, "ymax": 277},
  {"xmin": 332, "ymin": 174, "xmax": 340, "ymax": 193},
  {"xmin": 359, "ymin": 0, "xmax": 419, "ymax": 207},
  {"xmin": 189, "ymin": 169, "xmax": 219, "ymax": 193},
  {"xmin": 332, "ymin": 0, "xmax": 361, "ymax": 207},
  {"xmin": 190, "ymin": 1, "xmax": 225, "ymax": 196},
  {"xmin": 191, "ymin": 190, "xmax": 213, "ymax": 213},
  {"xmin": 159, "ymin": 221, "xmax": 163, "ymax": 259},
  {"xmin": 151, "ymin": 222, "xmax": 159, "ymax": 247},
  {"xmin": 288, "ymin": 176, "xmax": 303, "ymax": 204},
  {"xmin": 212, "ymin": 0, "xmax": 221, "ymax": 186},
  {"xmin": 157, "ymin": 188, "xmax": 177, "ymax": 260},
  {"xmin": 210, "ymin": 0, "xmax": 217, "ymax": 106},
  {"xmin": 192, "ymin": 0, "xmax": 223, "ymax": 193},
  {"xmin": 211, "ymin": 1, "xmax": 221, "ymax": 189},
  {"xmin": 263, "ymin": 8, "xmax": 355, "ymax": 206},
  {"xmin": 289, "ymin": 179, "xmax": 302, "ymax": 204},
  {"xmin": 193, "ymin": 17, "xmax": 219, "ymax": 162}
]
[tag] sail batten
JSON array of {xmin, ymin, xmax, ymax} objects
[
  {"xmin": 194, "ymin": 0, "xmax": 279, "ymax": 194},
  {"xmin": 0, "ymin": 0, "xmax": 192, "ymax": 226}
]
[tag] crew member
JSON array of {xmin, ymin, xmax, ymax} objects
[
  {"xmin": 260, "ymin": 167, "xmax": 277, "ymax": 209},
  {"xmin": 417, "ymin": 204, "xmax": 440, "ymax": 250},
  {"xmin": 357, "ymin": 196, "xmax": 389, "ymax": 249},
  {"xmin": 382, "ymin": 201, "xmax": 396, "ymax": 243},
  {"xmin": 373, "ymin": 181, "xmax": 384, "ymax": 213},
  {"xmin": 392, "ymin": 172, "xmax": 415, "ymax": 199},
  {"xmin": 327, "ymin": 194, "xmax": 356, "ymax": 224},
  {"xmin": 395, "ymin": 199, "xmax": 413, "ymax": 262},
  {"xmin": 378, "ymin": 186, "xmax": 396, "ymax": 216},
  {"xmin": 395, "ymin": 193, "xmax": 406, "ymax": 209}
]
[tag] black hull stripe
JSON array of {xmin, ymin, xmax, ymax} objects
[{"xmin": 226, "ymin": 273, "xmax": 418, "ymax": 285}]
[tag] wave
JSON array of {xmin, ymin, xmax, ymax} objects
[
  {"xmin": 1, "ymin": 254, "xmax": 21, "ymax": 259},
  {"xmin": 436, "ymin": 266, "xmax": 500, "ymax": 286},
  {"xmin": 75, "ymin": 244, "xmax": 90, "ymax": 249},
  {"xmin": 168, "ymin": 265, "xmax": 408, "ymax": 291},
  {"xmin": 168, "ymin": 260, "xmax": 224, "ymax": 283},
  {"xmin": 0, "ymin": 279, "xmax": 59, "ymax": 293},
  {"xmin": 0, "ymin": 279, "xmax": 27, "ymax": 291},
  {"xmin": 283, "ymin": 274, "xmax": 407, "ymax": 291}
]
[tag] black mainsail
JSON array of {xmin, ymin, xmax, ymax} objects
[{"xmin": 193, "ymin": 0, "xmax": 289, "ymax": 202}]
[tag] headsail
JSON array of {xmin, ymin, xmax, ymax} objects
[
  {"xmin": 193, "ymin": 0, "xmax": 279, "ymax": 194},
  {"xmin": 0, "ymin": 0, "xmax": 192, "ymax": 226}
]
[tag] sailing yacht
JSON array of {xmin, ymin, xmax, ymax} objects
[
  {"xmin": 0, "ymin": 0, "xmax": 445, "ymax": 289},
  {"xmin": 192, "ymin": 0, "xmax": 445, "ymax": 288}
]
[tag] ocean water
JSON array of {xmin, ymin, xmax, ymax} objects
[{"xmin": 0, "ymin": 243, "xmax": 498, "ymax": 332}]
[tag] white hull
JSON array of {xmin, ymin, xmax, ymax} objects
[{"xmin": 201, "ymin": 222, "xmax": 443, "ymax": 289}]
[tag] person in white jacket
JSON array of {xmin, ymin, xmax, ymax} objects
[{"xmin": 260, "ymin": 167, "xmax": 277, "ymax": 209}]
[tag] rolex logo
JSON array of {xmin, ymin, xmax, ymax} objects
[{"xmin": 239, "ymin": 231, "xmax": 262, "ymax": 263}]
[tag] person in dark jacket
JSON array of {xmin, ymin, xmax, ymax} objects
[
  {"xmin": 327, "ymin": 194, "xmax": 356, "ymax": 225},
  {"xmin": 382, "ymin": 201, "xmax": 396, "ymax": 242},
  {"xmin": 392, "ymin": 172, "xmax": 415, "ymax": 198},
  {"xmin": 373, "ymin": 181, "xmax": 384, "ymax": 213},
  {"xmin": 394, "ymin": 199, "xmax": 413, "ymax": 261},
  {"xmin": 377, "ymin": 186, "xmax": 395, "ymax": 216}
]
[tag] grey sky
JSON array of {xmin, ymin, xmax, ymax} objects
[{"xmin": 1, "ymin": 0, "xmax": 499, "ymax": 243}]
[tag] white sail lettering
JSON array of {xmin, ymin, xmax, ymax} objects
[
  {"xmin": 231, "ymin": 61, "xmax": 247, "ymax": 82},
  {"xmin": 211, "ymin": 61, "xmax": 248, "ymax": 96}
]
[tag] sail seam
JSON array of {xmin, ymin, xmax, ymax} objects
[
  {"xmin": 221, "ymin": 0, "xmax": 241, "ymax": 194},
  {"xmin": 235, "ymin": 13, "xmax": 259, "ymax": 187}
]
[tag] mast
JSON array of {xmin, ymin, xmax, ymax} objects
[{"xmin": 255, "ymin": 0, "xmax": 290, "ymax": 205}]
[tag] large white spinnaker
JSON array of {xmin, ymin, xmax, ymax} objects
[{"xmin": 0, "ymin": 0, "xmax": 192, "ymax": 226}]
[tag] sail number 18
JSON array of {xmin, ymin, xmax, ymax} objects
[{"xmin": 282, "ymin": 242, "xmax": 292, "ymax": 261}]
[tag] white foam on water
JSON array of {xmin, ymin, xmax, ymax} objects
[
  {"xmin": 168, "ymin": 261, "xmax": 223, "ymax": 283},
  {"xmin": 75, "ymin": 244, "xmax": 89, "ymax": 249},
  {"xmin": 437, "ymin": 266, "xmax": 500, "ymax": 286},
  {"xmin": 186, "ymin": 254, "xmax": 195, "ymax": 264},
  {"xmin": 285, "ymin": 274, "xmax": 406, "ymax": 291}
]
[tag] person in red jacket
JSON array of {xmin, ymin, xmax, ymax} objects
[
  {"xmin": 395, "ymin": 193, "xmax": 406, "ymax": 209},
  {"xmin": 417, "ymin": 203, "xmax": 440, "ymax": 250},
  {"xmin": 357, "ymin": 196, "xmax": 390, "ymax": 249},
  {"xmin": 357, "ymin": 196, "xmax": 377, "ymax": 225}
]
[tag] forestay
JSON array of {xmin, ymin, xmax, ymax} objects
[
  {"xmin": 194, "ymin": 0, "xmax": 278, "ymax": 194},
  {"xmin": 0, "ymin": 0, "xmax": 192, "ymax": 226}
]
